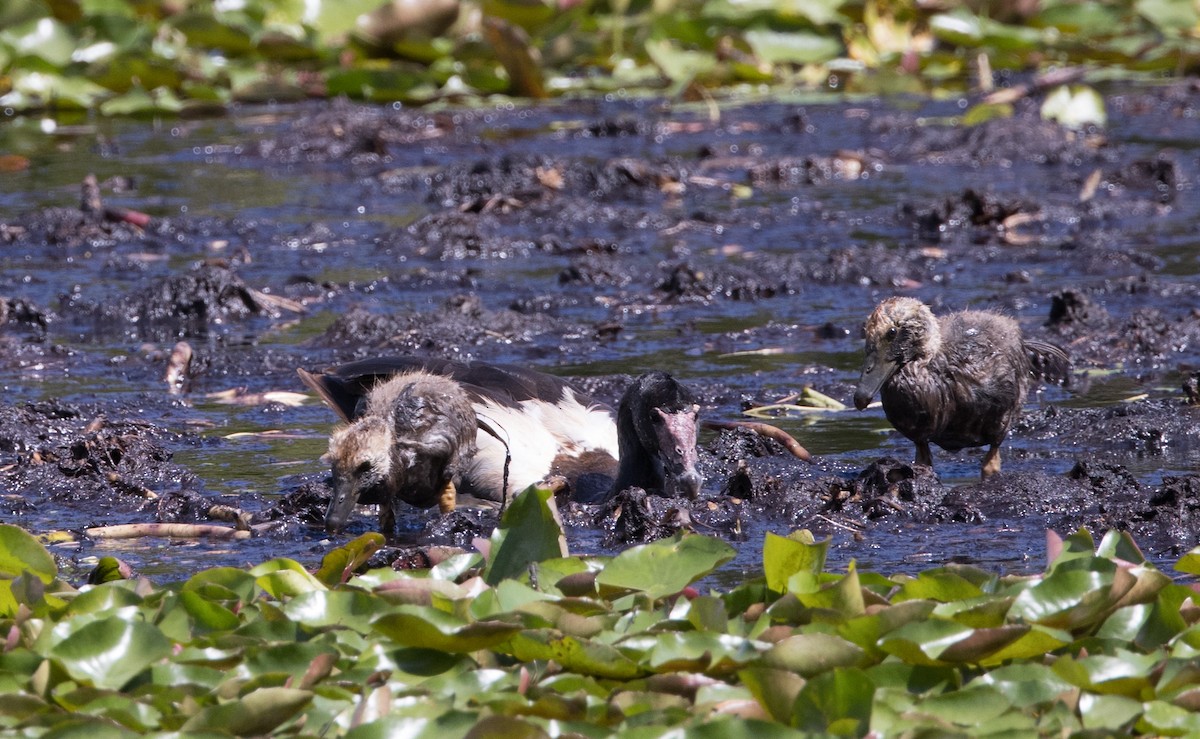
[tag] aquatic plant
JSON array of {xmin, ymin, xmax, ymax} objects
[
  {"xmin": 1, "ymin": 487, "xmax": 1199, "ymax": 735},
  {"xmin": 0, "ymin": 0, "xmax": 1195, "ymax": 115}
]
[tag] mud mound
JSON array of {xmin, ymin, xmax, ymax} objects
[
  {"xmin": 0, "ymin": 400, "xmax": 201, "ymax": 520},
  {"xmin": 311, "ymin": 295, "xmax": 581, "ymax": 356}
]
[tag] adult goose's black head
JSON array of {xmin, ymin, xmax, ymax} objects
[
  {"xmin": 854, "ymin": 297, "xmax": 940, "ymax": 411},
  {"xmin": 304, "ymin": 370, "xmax": 477, "ymax": 533},
  {"xmin": 614, "ymin": 371, "xmax": 703, "ymax": 499}
]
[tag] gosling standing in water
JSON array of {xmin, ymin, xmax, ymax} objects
[{"xmin": 853, "ymin": 297, "xmax": 1069, "ymax": 478}]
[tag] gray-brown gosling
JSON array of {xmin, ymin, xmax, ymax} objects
[
  {"xmin": 300, "ymin": 357, "xmax": 703, "ymax": 534},
  {"xmin": 852, "ymin": 297, "xmax": 1070, "ymax": 478}
]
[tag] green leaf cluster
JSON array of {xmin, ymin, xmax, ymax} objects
[
  {"xmin": 0, "ymin": 0, "xmax": 1196, "ymax": 116},
  {"xmin": 1, "ymin": 507, "xmax": 1200, "ymax": 735}
]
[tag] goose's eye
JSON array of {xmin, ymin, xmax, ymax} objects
[
  {"xmin": 355, "ymin": 461, "xmax": 374, "ymax": 477},
  {"xmin": 885, "ymin": 326, "xmax": 898, "ymax": 340}
]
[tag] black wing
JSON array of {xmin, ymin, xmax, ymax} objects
[
  {"xmin": 299, "ymin": 356, "xmax": 602, "ymax": 421},
  {"xmin": 1024, "ymin": 340, "xmax": 1071, "ymax": 386}
]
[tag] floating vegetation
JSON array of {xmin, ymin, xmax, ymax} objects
[
  {"xmin": 2, "ymin": 491, "xmax": 1199, "ymax": 735},
  {"xmin": 0, "ymin": 0, "xmax": 1196, "ymax": 115}
]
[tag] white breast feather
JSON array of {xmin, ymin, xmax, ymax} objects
[{"xmin": 463, "ymin": 387, "xmax": 619, "ymax": 497}]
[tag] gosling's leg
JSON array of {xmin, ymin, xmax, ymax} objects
[
  {"xmin": 438, "ymin": 480, "xmax": 457, "ymax": 514},
  {"xmin": 981, "ymin": 445, "xmax": 1002, "ymax": 479},
  {"xmin": 914, "ymin": 441, "xmax": 933, "ymax": 468},
  {"xmin": 378, "ymin": 503, "xmax": 396, "ymax": 537}
]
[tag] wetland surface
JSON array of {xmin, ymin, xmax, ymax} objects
[{"xmin": 2, "ymin": 83, "xmax": 1200, "ymax": 582}]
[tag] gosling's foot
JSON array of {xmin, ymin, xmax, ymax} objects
[
  {"xmin": 981, "ymin": 445, "xmax": 1002, "ymax": 479},
  {"xmin": 438, "ymin": 480, "xmax": 458, "ymax": 514}
]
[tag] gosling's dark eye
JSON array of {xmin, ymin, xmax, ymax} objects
[
  {"xmin": 885, "ymin": 326, "xmax": 898, "ymax": 340},
  {"xmin": 355, "ymin": 461, "xmax": 373, "ymax": 476}
]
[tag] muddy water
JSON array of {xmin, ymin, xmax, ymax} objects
[{"xmin": 3, "ymin": 86, "xmax": 1200, "ymax": 583}]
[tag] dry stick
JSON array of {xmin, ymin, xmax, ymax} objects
[
  {"xmin": 982, "ymin": 66, "xmax": 1089, "ymax": 106},
  {"xmin": 85, "ymin": 523, "xmax": 251, "ymax": 540},
  {"xmin": 812, "ymin": 514, "xmax": 865, "ymax": 535},
  {"xmin": 702, "ymin": 420, "xmax": 814, "ymax": 463}
]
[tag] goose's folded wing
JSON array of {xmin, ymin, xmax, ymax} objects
[{"xmin": 297, "ymin": 368, "xmax": 364, "ymax": 422}]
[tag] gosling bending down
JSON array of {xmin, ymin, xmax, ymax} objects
[{"xmin": 301, "ymin": 358, "xmax": 703, "ymax": 534}]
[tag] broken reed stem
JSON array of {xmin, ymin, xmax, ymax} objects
[
  {"xmin": 84, "ymin": 523, "xmax": 251, "ymax": 541},
  {"xmin": 702, "ymin": 420, "xmax": 814, "ymax": 463}
]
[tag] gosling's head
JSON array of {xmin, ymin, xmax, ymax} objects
[
  {"xmin": 853, "ymin": 297, "xmax": 940, "ymax": 410},
  {"xmin": 324, "ymin": 374, "xmax": 477, "ymax": 532}
]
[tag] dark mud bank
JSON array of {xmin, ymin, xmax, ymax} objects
[{"xmin": 3, "ymin": 83, "xmax": 1200, "ymax": 579}]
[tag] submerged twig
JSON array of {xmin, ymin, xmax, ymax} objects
[
  {"xmin": 811, "ymin": 514, "xmax": 865, "ymax": 535},
  {"xmin": 982, "ymin": 66, "xmax": 1089, "ymax": 106},
  {"xmin": 702, "ymin": 420, "xmax": 813, "ymax": 463},
  {"xmin": 84, "ymin": 523, "xmax": 251, "ymax": 540}
]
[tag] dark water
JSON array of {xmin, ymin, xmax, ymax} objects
[{"xmin": 2, "ymin": 92, "xmax": 1199, "ymax": 582}]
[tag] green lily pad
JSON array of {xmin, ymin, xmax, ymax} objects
[
  {"xmin": 744, "ymin": 29, "xmax": 842, "ymax": 66},
  {"xmin": 504, "ymin": 628, "xmax": 641, "ymax": 679},
  {"xmin": 740, "ymin": 666, "xmax": 806, "ymax": 723},
  {"xmin": 282, "ymin": 589, "xmax": 386, "ymax": 633},
  {"xmin": 762, "ymin": 633, "xmax": 868, "ymax": 676},
  {"xmin": 484, "ymin": 485, "xmax": 568, "ymax": 586},
  {"xmin": 0, "ymin": 524, "xmax": 57, "ymax": 584},
  {"xmin": 879, "ymin": 618, "xmax": 1032, "ymax": 666},
  {"xmin": 596, "ymin": 534, "xmax": 734, "ymax": 601},
  {"xmin": 252, "ymin": 558, "xmax": 327, "ymax": 598},
  {"xmin": 792, "ymin": 667, "xmax": 874, "ymax": 734},
  {"xmin": 373, "ymin": 606, "xmax": 522, "ymax": 652},
  {"xmin": 643, "ymin": 631, "xmax": 765, "ymax": 674},
  {"xmin": 314, "ymin": 532, "xmax": 385, "ymax": 587},
  {"xmin": 50, "ymin": 617, "xmax": 173, "ymax": 690},
  {"xmin": 763, "ymin": 530, "xmax": 827, "ymax": 593},
  {"xmin": 180, "ymin": 686, "xmax": 313, "ymax": 735}
]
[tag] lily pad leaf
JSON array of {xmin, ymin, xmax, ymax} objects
[
  {"xmin": 914, "ymin": 684, "xmax": 1014, "ymax": 728},
  {"xmin": 179, "ymin": 590, "xmax": 241, "ymax": 632},
  {"xmin": 763, "ymin": 633, "xmax": 868, "ymax": 676},
  {"xmin": 4, "ymin": 17, "xmax": 76, "ymax": 66},
  {"xmin": 596, "ymin": 534, "xmax": 734, "ymax": 600},
  {"xmin": 181, "ymin": 687, "xmax": 313, "ymax": 735},
  {"xmin": 644, "ymin": 631, "xmax": 765, "ymax": 674},
  {"xmin": 645, "ymin": 39, "xmax": 718, "ymax": 84},
  {"xmin": 373, "ymin": 606, "xmax": 521, "ymax": 652},
  {"xmin": 504, "ymin": 628, "xmax": 641, "ymax": 679},
  {"xmin": 484, "ymin": 485, "xmax": 568, "ymax": 586},
  {"xmin": 744, "ymin": 29, "xmax": 841, "ymax": 66},
  {"xmin": 282, "ymin": 589, "xmax": 387, "ymax": 633},
  {"xmin": 1052, "ymin": 649, "xmax": 1160, "ymax": 696},
  {"xmin": 1007, "ymin": 563, "xmax": 1115, "ymax": 629},
  {"xmin": 0, "ymin": 524, "xmax": 57, "ymax": 583},
  {"xmin": 879, "ymin": 619, "xmax": 1028, "ymax": 666},
  {"xmin": 1175, "ymin": 546, "xmax": 1200, "ymax": 576},
  {"xmin": 793, "ymin": 667, "xmax": 874, "ymax": 734},
  {"xmin": 893, "ymin": 568, "xmax": 985, "ymax": 603},
  {"xmin": 314, "ymin": 532, "xmax": 385, "ymax": 587},
  {"xmin": 763, "ymin": 530, "xmax": 827, "ymax": 593},
  {"xmin": 740, "ymin": 666, "xmax": 806, "ymax": 723},
  {"xmin": 252, "ymin": 558, "xmax": 327, "ymax": 598},
  {"xmin": 50, "ymin": 616, "xmax": 173, "ymax": 690}
]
